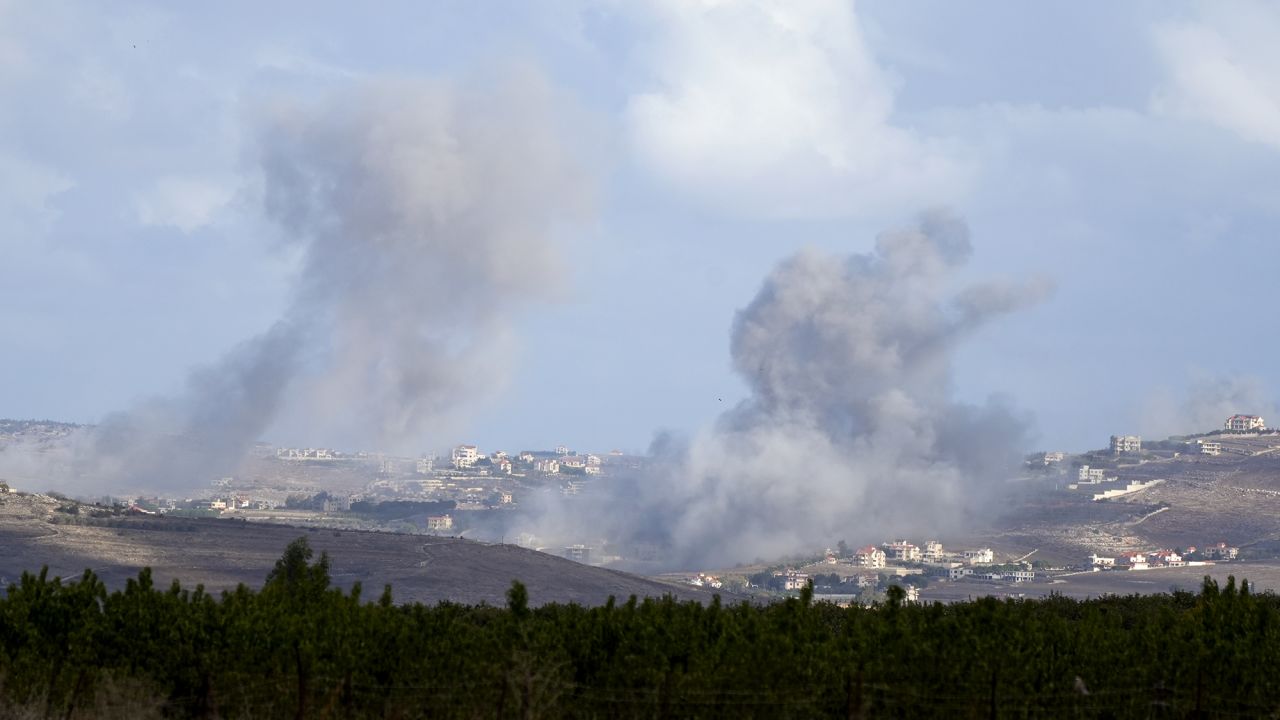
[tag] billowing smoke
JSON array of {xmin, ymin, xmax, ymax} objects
[
  {"xmin": 521, "ymin": 210, "xmax": 1048, "ymax": 568},
  {"xmin": 0, "ymin": 70, "xmax": 591, "ymax": 494},
  {"xmin": 1141, "ymin": 373, "xmax": 1277, "ymax": 439}
]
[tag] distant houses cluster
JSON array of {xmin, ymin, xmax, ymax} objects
[{"xmin": 1088, "ymin": 542, "xmax": 1239, "ymax": 571}]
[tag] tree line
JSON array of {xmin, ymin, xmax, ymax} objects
[{"xmin": 1, "ymin": 537, "xmax": 1276, "ymax": 718}]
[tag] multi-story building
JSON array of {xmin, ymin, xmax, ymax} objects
[
  {"xmin": 1149, "ymin": 550, "xmax": 1184, "ymax": 567},
  {"xmin": 1077, "ymin": 465, "xmax": 1107, "ymax": 483},
  {"xmin": 882, "ymin": 541, "xmax": 922, "ymax": 562},
  {"xmin": 564, "ymin": 544, "xmax": 592, "ymax": 563},
  {"xmin": 962, "ymin": 548, "xmax": 995, "ymax": 565},
  {"xmin": 922, "ymin": 540, "xmax": 945, "ymax": 563},
  {"xmin": 1205, "ymin": 542, "xmax": 1239, "ymax": 560},
  {"xmin": 854, "ymin": 546, "xmax": 887, "ymax": 569},
  {"xmin": 1118, "ymin": 552, "xmax": 1149, "ymax": 570},
  {"xmin": 782, "ymin": 570, "xmax": 810, "ymax": 591},
  {"xmin": 426, "ymin": 515, "xmax": 453, "ymax": 531},
  {"xmin": 1110, "ymin": 435, "xmax": 1142, "ymax": 455},
  {"xmin": 1196, "ymin": 440, "xmax": 1222, "ymax": 456},
  {"xmin": 451, "ymin": 445, "xmax": 479, "ymax": 469},
  {"xmin": 1225, "ymin": 415, "xmax": 1266, "ymax": 432}
]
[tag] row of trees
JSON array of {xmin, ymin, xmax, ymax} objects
[{"xmin": 1, "ymin": 537, "xmax": 1277, "ymax": 718}]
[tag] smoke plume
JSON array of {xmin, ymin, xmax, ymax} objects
[
  {"xmin": 1141, "ymin": 373, "xmax": 1277, "ymax": 439},
  {"xmin": 0, "ymin": 70, "xmax": 591, "ymax": 494},
  {"xmin": 521, "ymin": 210, "xmax": 1048, "ymax": 568}
]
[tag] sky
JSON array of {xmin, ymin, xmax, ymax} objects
[{"xmin": 4, "ymin": 0, "xmax": 1280, "ymax": 458}]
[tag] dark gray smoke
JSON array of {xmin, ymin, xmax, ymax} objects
[
  {"xmin": 521, "ymin": 210, "xmax": 1049, "ymax": 568},
  {"xmin": 0, "ymin": 70, "xmax": 591, "ymax": 495}
]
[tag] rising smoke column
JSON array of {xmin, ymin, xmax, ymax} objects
[
  {"xmin": 256, "ymin": 73, "xmax": 592, "ymax": 450},
  {"xmin": 0, "ymin": 70, "xmax": 591, "ymax": 494},
  {"xmin": 526, "ymin": 210, "xmax": 1048, "ymax": 568}
]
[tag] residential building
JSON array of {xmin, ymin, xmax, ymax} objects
[
  {"xmin": 426, "ymin": 515, "xmax": 453, "ymax": 531},
  {"xmin": 854, "ymin": 573, "xmax": 878, "ymax": 588},
  {"xmin": 451, "ymin": 445, "xmax": 479, "ymax": 469},
  {"xmin": 1009, "ymin": 570, "xmax": 1035, "ymax": 582},
  {"xmin": 1149, "ymin": 550, "xmax": 1184, "ymax": 567},
  {"xmin": 1205, "ymin": 542, "xmax": 1239, "ymax": 560},
  {"xmin": 824, "ymin": 548, "xmax": 839, "ymax": 565},
  {"xmin": 1196, "ymin": 440, "xmax": 1222, "ymax": 456},
  {"xmin": 1118, "ymin": 552, "xmax": 1149, "ymax": 570},
  {"xmin": 882, "ymin": 540, "xmax": 922, "ymax": 562},
  {"xmin": 564, "ymin": 544, "xmax": 592, "ymax": 563},
  {"xmin": 963, "ymin": 548, "xmax": 995, "ymax": 565},
  {"xmin": 783, "ymin": 570, "xmax": 810, "ymax": 591},
  {"xmin": 1077, "ymin": 466, "xmax": 1107, "ymax": 484},
  {"xmin": 922, "ymin": 540, "xmax": 945, "ymax": 563},
  {"xmin": 1110, "ymin": 435, "xmax": 1142, "ymax": 455},
  {"xmin": 1225, "ymin": 415, "xmax": 1266, "ymax": 432},
  {"xmin": 947, "ymin": 566, "xmax": 973, "ymax": 581},
  {"xmin": 854, "ymin": 546, "xmax": 887, "ymax": 569}
]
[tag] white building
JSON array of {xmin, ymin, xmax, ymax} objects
[
  {"xmin": 947, "ymin": 566, "xmax": 973, "ymax": 581},
  {"xmin": 1089, "ymin": 554, "xmax": 1116, "ymax": 569},
  {"xmin": 963, "ymin": 548, "xmax": 995, "ymax": 565},
  {"xmin": 1225, "ymin": 415, "xmax": 1266, "ymax": 432},
  {"xmin": 1118, "ymin": 552, "xmax": 1149, "ymax": 570},
  {"xmin": 922, "ymin": 540, "xmax": 945, "ymax": 563},
  {"xmin": 451, "ymin": 445, "xmax": 479, "ymax": 469},
  {"xmin": 882, "ymin": 540, "xmax": 922, "ymax": 562},
  {"xmin": 564, "ymin": 544, "xmax": 592, "ymax": 563},
  {"xmin": 1009, "ymin": 570, "xmax": 1035, "ymax": 582},
  {"xmin": 1149, "ymin": 550, "xmax": 1184, "ymax": 567},
  {"xmin": 783, "ymin": 570, "xmax": 810, "ymax": 591},
  {"xmin": 1077, "ymin": 466, "xmax": 1108, "ymax": 484},
  {"xmin": 1196, "ymin": 440, "xmax": 1222, "ymax": 456},
  {"xmin": 426, "ymin": 515, "xmax": 453, "ymax": 531},
  {"xmin": 1110, "ymin": 435, "xmax": 1142, "ymax": 455},
  {"xmin": 854, "ymin": 546, "xmax": 887, "ymax": 569}
]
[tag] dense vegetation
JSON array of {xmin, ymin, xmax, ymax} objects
[{"xmin": 1, "ymin": 538, "xmax": 1276, "ymax": 718}]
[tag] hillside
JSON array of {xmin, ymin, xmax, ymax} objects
[
  {"xmin": 0, "ymin": 491, "xmax": 717, "ymax": 606},
  {"xmin": 978, "ymin": 435, "xmax": 1280, "ymax": 566}
]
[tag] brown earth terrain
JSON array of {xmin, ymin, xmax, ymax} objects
[{"xmin": 0, "ymin": 492, "xmax": 719, "ymax": 606}]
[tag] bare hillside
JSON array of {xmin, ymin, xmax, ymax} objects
[{"xmin": 0, "ymin": 492, "xmax": 718, "ymax": 606}]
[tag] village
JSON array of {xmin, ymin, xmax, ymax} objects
[{"xmin": 684, "ymin": 539, "xmax": 1027, "ymax": 605}]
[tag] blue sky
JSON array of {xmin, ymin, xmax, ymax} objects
[{"xmin": 3, "ymin": 0, "xmax": 1279, "ymax": 456}]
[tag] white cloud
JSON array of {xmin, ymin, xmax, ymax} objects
[
  {"xmin": 1152, "ymin": 2, "xmax": 1280, "ymax": 149},
  {"xmin": 625, "ymin": 0, "xmax": 969, "ymax": 218},
  {"xmin": 135, "ymin": 175, "xmax": 234, "ymax": 233}
]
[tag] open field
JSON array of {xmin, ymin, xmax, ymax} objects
[{"xmin": 0, "ymin": 492, "xmax": 718, "ymax": 606}]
